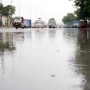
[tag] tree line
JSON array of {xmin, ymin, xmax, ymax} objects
[
  {"xmin": 73, "ymin": 0, "xmax": 90, "ymax": 20},
  {"xmin": 62, "ymin": 0, "xmax": 90, "ymax": 23}
]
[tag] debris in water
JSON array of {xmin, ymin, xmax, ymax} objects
[{"xmin": 50, "ymin": 75, "xmax": 56, "ymax": 77}]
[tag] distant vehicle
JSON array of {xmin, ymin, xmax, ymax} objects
[
  {"xmin": 79, "ymin": 20, "xmax": 87, "ymax": 28},
  {"xmin": 32, "ymin": 18, "xmax": 46, "ymax": 28},
  {"xmin": 48, "ymin": 18, "xmax": 57, "ymax": 28},
  {"xmin": 72, "ymin": 23, "xmax": 79, "ymax": 28},
  {"xmin": 24, "ymin": 19, "xmax": 31, "ymax": 28},
  {"xmin": 14, "ymin": 17, "xmax": 24, "ymax": 29}
]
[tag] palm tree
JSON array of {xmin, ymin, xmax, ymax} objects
[
  {"xmin": 0, "ymin": 3, "xmax": 3, "ymax": 16},
  {"xmin": 0, "ymin": 3, "xmax": 3, "ymax": 26},
  {"xmin": 2, "ymin": 5, "xmax": 15, "ymax": 26}
]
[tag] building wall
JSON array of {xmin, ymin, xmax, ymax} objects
[
  {"xmin": 2, "ymin": 16, "xmax": 11, "ymax": 27},
  {"xmin": 2, "ymin": 16, "xmax": 7, "ymax": 26}
]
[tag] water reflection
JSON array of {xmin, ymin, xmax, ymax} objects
[
  {"xmin": 35, "ymin": 29, "xmax": 45, "ymax": 39},
  {"xmin": 0, "ymin": 33, "xmax": 15, "ymax": 52},
  {"xmin": 78, "ymin": 28, "xmax": 90, "ymax": 52},
  {"xmin": 0, "ymin": 32, "xmax": 25, "ymax": 74},
  {"xmin": 14, "ymin": 32, "xmax": 24, "ymax": 42},
  {"xmin": 70, "ymin": 28, "xmax": 90, "ymax": 90},
  {"xmin": 63, "ymin": 28, "xmax": 79, "ymax": 40},
  {"xmin": 0, "ymin": 32, "xmax": 16, "ymax": 75},
  {"xmin": 48, "ymin": 29, "xmax": 56, "ymax": 38},
  {"xmin": 1, "ymin": 28, "xmax": 90, "ymax": 90}
]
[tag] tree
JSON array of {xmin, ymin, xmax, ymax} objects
[
  {"xmin": 0, "ymin": 3, "xmax": 16, "ymax": 17},
  {"xmin": 0, "ymin": 3, "xmax": 3, "ymax": 26},
  {"xmin": 70, "ymin": 0, "xmax": 90, "ymax": 20},
  {"xmin": 2, "ymin": 5, "xmax": 15, "ymax": 16},
  {"xmin": 0, "ymin": 3, "xmax": 3, "ymax": 14},
  {"xmin": 0, "ymin": 4, "xmax": 16, "ymax": 26},
  {"xmin": 62, "ymin": 13, "xmax": 77, "ymax": 24}
]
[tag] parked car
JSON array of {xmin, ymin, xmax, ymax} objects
[
  {"xmin": 72, "ymin": 23, "xmax": 79, "ymax": 28},
  {"xmin": 79, "ymin": 20, "xmax": 87, "ymax": 28}
]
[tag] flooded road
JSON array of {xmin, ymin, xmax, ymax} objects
[{"xmin": 0, "ymin": 28, "xmax": 90, "ymax": 90}]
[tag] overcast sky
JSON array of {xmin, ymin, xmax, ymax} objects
[{"xmin": 2, "ymin": 0, "xmax": 75, "ymax": 23}]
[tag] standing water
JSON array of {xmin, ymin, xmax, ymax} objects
[{"xmin": 0, "ymin": 28, "xmax": 90, "ymax": 90}]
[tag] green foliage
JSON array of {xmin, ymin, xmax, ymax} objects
[
  {"xmin": 62, "ymin": 13, "xmax": 77, "ymax": 23},
  {"xmin": 0, "ymin": 3, "xmax": 3, "ymax": 14},
  {"xmin": 2, "ymin": 5, "xmax": 15, "ymax": 16},
  {"xmin": 14, "ymin": 16, "xmax": 21, "ymax": 19},
  {"xmin": 71, "ymin": 0, "xmax": 90, "ymax": 20},
  {"xmin": 0, "ymin": 3, "xmax": 16, "ymax": 17}
]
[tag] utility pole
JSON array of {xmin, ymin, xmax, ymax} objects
[
  {"xmin": 29, "ymin": 4, "xmax": 31, "ymax": 20},
  {"xmin": 19, "ymin": 0, "xmax": 21, "ymax": 17},
  {"xmin": 10, "ymin": 0, "xmax": 13, "ymax": 27}
]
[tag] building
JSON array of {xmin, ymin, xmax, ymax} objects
[{"xmin": 2, "ymin": 16, "xmax": 11, "ymax": 27}]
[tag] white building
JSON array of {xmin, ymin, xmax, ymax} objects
[{"xmin": 2, "ymin": 16, "xmax": 11, "ymax": 27}]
